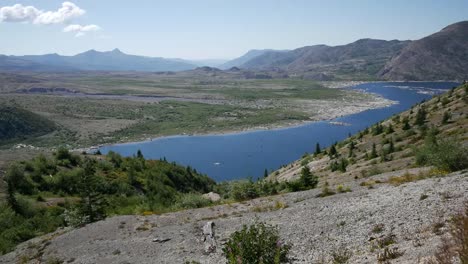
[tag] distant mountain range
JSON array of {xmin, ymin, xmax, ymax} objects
[
  {"xmin": 235, "ymin": 39, "xmax": 410, "ymax": 80},
  {"xmin": 0, "ymin": 49, "xmax": 198, "ymax": 72},
  {"xmin": 221, "ymin": 21, "xmax": 468, "ymax": 81},
  {"xmin": 0, "ymin": 21, "xmax": 466, "ymax": 80}
]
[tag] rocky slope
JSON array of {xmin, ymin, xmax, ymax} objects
[
  {"xmin": 379, "ymin": 21, "xmax": 468, "ymax": 81},
  {"xmin": 0, "ymin": 170, "xmax": 466, "ymax": 264}
]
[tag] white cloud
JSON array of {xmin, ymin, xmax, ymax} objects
[
  {"xmin": 0, "ymin": 2, "xmax": 99, "ymax": 37},
  {"xmin": 0, "ymin": 4, "xmax": 41, "ymax": 23},
  {"xmin": 34, "ymin": 2, "xmax": 85, "ymax": 25},
  {"xmin": 63, "ymin": 24, "xmax": 101, "ymax": 37}
]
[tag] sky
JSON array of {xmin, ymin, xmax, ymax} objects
[{"xmin": 0, "ymin": 0, "xmax": 467, "ymax": 60}]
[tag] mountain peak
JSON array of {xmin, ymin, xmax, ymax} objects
[
  {"xmin": 110, "ymin": 48, "xmax": 124, "ymax": 54},
  {"xmin": 441, "ymin": 20, "xmax": 468, "ymax": 32},
  {"xmin": 78, "ymin": 49, "xmax": 98, "ymax": 56}
]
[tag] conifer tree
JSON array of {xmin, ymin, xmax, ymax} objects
[
  {"xmin": 370, "ymin": 143, "xmax": 377, "ymax": 159},
  {"xmin": 78, "ymin": 158, "xmax": 107, "ymax": 224},
  {"xmin": 329, "ymin": 144, "xmax": 337, "ymax": 158},
  {"xmin": 300, "ymin": 166, "xmax": 318, "ymax": 189},
  {"xmin": 314, "ymin": 143, "xmax": 321, "ymax": 155},
  {"xmin": 414, "ymin": 107, "xmax": 427, "ymax": 126}
]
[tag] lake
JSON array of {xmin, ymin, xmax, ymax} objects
[{"xmin": 99, "ymin": 82, "xmax": 458, "ymax": 181}]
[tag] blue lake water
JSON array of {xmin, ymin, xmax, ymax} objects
[{"xmin": 100, "ymin": 82, "xmax": 458, "ymax": 182}]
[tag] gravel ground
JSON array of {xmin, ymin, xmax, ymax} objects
[{"xmin": 1, "ymin": 170, "xmax": 466, "ymax": 264}]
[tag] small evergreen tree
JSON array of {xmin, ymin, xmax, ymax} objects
[
  {"xmin": 385, "ymin": 124, "xmax": 394, "ymax": 134},
  {"xmin": 5, "ymin": 164, "xmax": 24, "ymax": 214},
  {"xmin": 388, "ymin": 138, "xmax": 395, "ymax": 153},
  {"xmin": 78, "ymin": 158, "xmax": 107, "ymax": 224},
  {"xmin": 372, "ymin": 123, "xmax": 384, "ymax": 135},
  {"xmin": 329, "ymin": 144, "xmax": 337, "ymax": 158},
  {"xmin": 402, "ymin": 117, "xmax": 411, "ymax": 130},
  {"xmin": 264, "ymin": 169, "xmax": 268, "ymax": 178},
  {"xmin": 348, "ymin": 141, "xmax": 355, "ymax": 157},
  {"xmin": 300, "ymin": 166, "xmax": 318, "ymax": 189},
  {"xmin": 338, "ymin": 158, "xmax": 348, "ymax": 172},
  {"xmin": 330, "ymin": 160, "xmax": 339, "ymax": 172},
  {"xmin": 370, "ymin": 143, "xmax": 378, "ymax": 159},
  {"xmin": 380, "ymin": 150, "xmax": 388, "ymax": 162},
  {"xmin": 414, "ymin": 107, "xmax": 427, "ymax": 126},
  {"xmin": 358, "ymin": 132, "xmax": 364, "ymax": 140},
  {"xmin": 314, "ymin": 143, "xmax": 321, "ymax": 155},
  {"xmin": 136, "ymin": 149, "xmax": 144, "ymax": 159}
]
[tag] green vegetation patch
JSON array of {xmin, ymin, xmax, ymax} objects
[
  {"xmin": 223, "ymin": 221, "xmax": 291, "ymax": 264},
  {"xmin": 0, "ymin": 106, "xmax": 56, "ymax": 144},
  {"xmin": 0, "ymin": 149, "xmax": 215, "ymax": 254}
]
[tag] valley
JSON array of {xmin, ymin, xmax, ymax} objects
[
  {"xmin": 0, "ymin": 83, "xmax": 466, "ymax": 263},
  {"xmin": 0, "ymin": 8, "xmax": 467, "ymax": 263},
  {"xmin": 0, "ymin": 72, "xmax": 392, "ymax": 168}
]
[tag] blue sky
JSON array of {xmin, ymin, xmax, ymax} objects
[{"xmin": 0, "ymin": 0, "xmax": 467, "ymax": 59}]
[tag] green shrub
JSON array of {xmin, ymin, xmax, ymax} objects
[
  {"xmin": 174, "ymin": 193, "xmax": 211, "ymax": 209},
  {"xmin": 230, "ymin": 180, "xmax": 259, "ymax": 201},
  {"xmin": 414, "ymin": 107, "xmax": 427, "ymax": 126},
  {"xmin": 369, "ymin": 143, "xmax": 378, "ymax": 159},
  {"xmin": 258, "ymin": 181, "xmax": 281, "ymax": 196},
  {"xmin": 365, "ymin": 165, "xmax": 382, "ymax": 177},
  {"xmin": 330, "ymin": 158, "xmax": 348, "ymax": 172},
  {"xmin": 415, "ymin": 139, "xmax": 468, "ymax": 172},
  {"xmin": 441, "ymin": 111, "xmax": 451, "ymax": 124},
  {"xmin": 317, "ymin": 182, "xmax": 336, "ymax": 197},
  {"xmin": 223, "ymin": 221, "xmax": 291, "ymax": 264},
  {"xmin": 336, "ymin": 185, "xmax": 351, "ymax": 193},
  {"xmin": 377, "ymin": 247, "xmax": 403, "ymax": 262},
  {"xmin": 402, "ymin": 117, "xmax": 411, "ymax": 130},
  {"xmin": 300, "ymin": 156, "xmax": 311, "ymax": 166},
  {"xmin": 331, "ymin": 248, "xmax": 352, "ymax": 264},
  {"xmin": 372, "ymin": 123, "xmax": 384, "ymax": 135},
  {"xmin": 286, "ymin": 179, "xmax": 304, "ymax": 192}
]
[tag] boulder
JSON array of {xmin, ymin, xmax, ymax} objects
[{"xmin": 202, "ymin": 192, "xmax": 221, "ymax": 202}]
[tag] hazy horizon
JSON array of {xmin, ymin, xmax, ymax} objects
[{"xmin": 1, "ymin": 0, "xmax": 467, "ymax": 60}]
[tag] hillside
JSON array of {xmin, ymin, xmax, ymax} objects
[
  {"xmin": 0, "ymin": 49, "xmax": 197, "ymax": 72},
  {"xmin": 0, "ymin": 106, "xmax": 56, "ymax": 144},
  {"xmin": 0, "ymin": 170, "xmax": 466, "ymax": 263},
  {"xmin": 379, "ymin": 21, "xmax": 468, "ymax": 81},
  {"xmin": 219, "ymin": 49, "xmax": 282, "ymax": 70},
  {"xmin": 221, "ymin": 21, "xmax": 468, "ymax": 81},
  {"xmin": 0, "ymin": 149, "xmax": 217, "ymax": 254},
  {"xmin": 240, "ymin": 39, "xmax": 410, "ymax": 80},
  {"xmin": 269, "ymin": 84, "xmax": 468, "ymax": 188}
]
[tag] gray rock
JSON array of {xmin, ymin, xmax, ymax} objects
[
  {"xmin": 202, "ymin": 192, "xmax": 221, "ymax": 202},
  {"xmin": 202, "ymin": 221, "xmax": 216, "ymax": 254}
]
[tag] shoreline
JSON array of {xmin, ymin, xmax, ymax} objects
[{"xmin": 78, "ymin": 86, "xmax": 396, "ymax": 151}]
